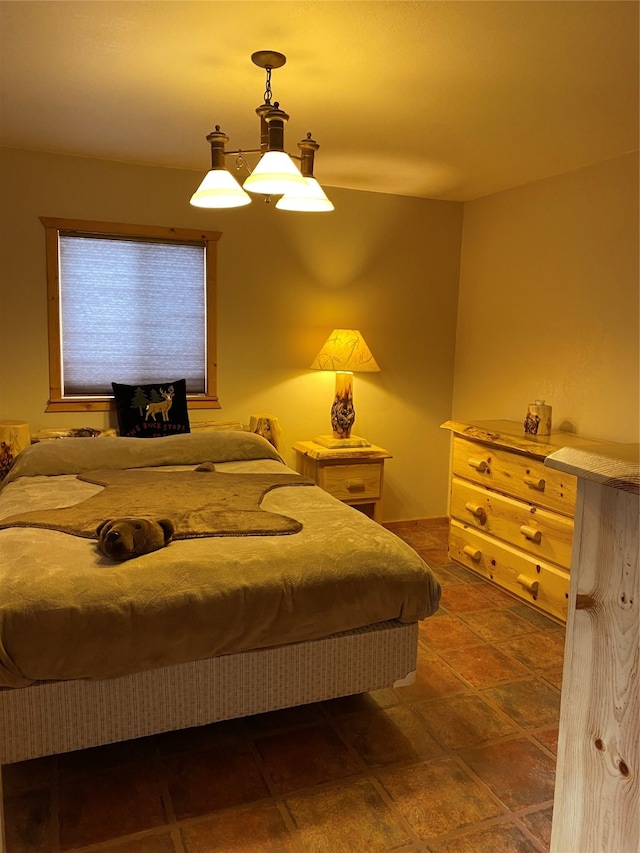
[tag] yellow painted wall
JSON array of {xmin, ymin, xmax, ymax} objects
[
  {"xmin": 453, "ymin": 152, "xmax": 639, "ymax": 444},
  {"xmin": 2, "ymin": 148, "xmax": 637, "ymax": 520},
  {"xmin": 0, "ymin": 147, "xmax": 463, "ymax": 520}
]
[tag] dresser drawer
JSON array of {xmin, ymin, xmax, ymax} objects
[
  {"xmin": 452, "ymin": 436, "xmax": 576, "ymax": 516},
  {"xmin": 318, "ymin": 462, "xmax": 383, "ymax": 501},
  {"xmin": 450, "ymin": 476, "xmax": 574, "ymax": 569},
  {"xmin": 449, "ymin": 519, "xmax": 569, "ymax": 622}
]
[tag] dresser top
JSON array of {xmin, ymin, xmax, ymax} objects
[
  {"xmin": 546, "ymin": 443, "xmax": 639, "ymax": 495},
  {"xmin": 441, "ymin": 419, "xmax": 618, "ymax": 461}
]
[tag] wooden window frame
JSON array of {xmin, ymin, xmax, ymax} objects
[{"xmin": 41, "ymin": 218, "xmax": 222, "ymax": 413}]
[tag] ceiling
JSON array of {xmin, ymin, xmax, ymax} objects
[{"xmin": 0, "ymin": 1, "xmax": 637, "ymax": 201}]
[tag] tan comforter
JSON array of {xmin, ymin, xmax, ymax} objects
[{"xmin": 0, "ymin": 432, "xmax": 440, "ymax": 688}]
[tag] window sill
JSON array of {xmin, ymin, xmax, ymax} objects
[{"xmin": 45, "ymin": 396, "xmax": 222, "ymax": 413}]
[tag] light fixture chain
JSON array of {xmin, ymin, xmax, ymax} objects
[{"xmin": 263, "ymin": 66, "xmax": 273, "ymax": 105}]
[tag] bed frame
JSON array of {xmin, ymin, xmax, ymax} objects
[
  {"xmin": 0, "ymin": 619, "xmax": 417, "ymax": 849},
  {"xmin": 0, "ymin": 418, "xmax": 424, "ymax": 848}
]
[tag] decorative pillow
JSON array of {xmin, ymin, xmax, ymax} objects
[{"xmin": 112, "ymin": 379, "xmax": 190, "ymax": 438}]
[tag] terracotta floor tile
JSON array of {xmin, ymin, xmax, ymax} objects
[
  {"xmin": 482, "ymin": 680, "xmax": 561, "ymax": 729},
  {"xmin": 459, "ymin": 608, "xmax": 538, "ymax": 643},
  {"xmin": 474, "ymin": 584, "xmax": 522, "ymax": 608},
  {"xmin": 180, "ymin": 801, "xmax": 297, "ymax": 852},
  {"xmin": 335, "ymin": 705, "xmax": 444, "ymax": 766},
  {"xmin": 396, "ymin": 529, "xmax": 446, "ymax": 549},
  {"xmin": 440, "ymin": 645, "xmax": 528, "ymax": 688},
  {"xmin": 439, "ymin": 585, "xmax": 497, "ymax": 613},
  {"xmin": 58, "ymin": 762, "xmax": 166, "ymax": 850},
  {"xmin": 548, "ymin": 627, "xmax": 566, "ymax": 641},
  {"xmin": 510, "ymin": 604, "xmax": 562, "ymax": 630},
  {"xmin": 285, "ymin": 777, "xmax": 410, "ymax": 853},
  {"xmin": 99, "ymin": 832, "xmax": 179, "ymax": 852},
  {"xmin": 540, "ymin": 668, "xmax": 564, "ymax": 691},
  {"xmin": 418, "ymin": 615, "xmax": 485, "ymax": 651},
  {"xmin": 164, "ymin": 744, "xmax": 269, "ymax": 820},
  {"xmin": 532, "ymin": 728, "xmax": 559, "ymax": 755},
  {"xmin": 156, "ymin": 717, "xmax": 248, "ymax": 755},
  {"xmin": 2, "ymin": 756, "xmax": 55, "ymax": 795},
  {"xmin": 57, "ymin": 736, "xmax": 157, "ymax": 779},
  {"xmin": 428, "ymin": 565, "xmax": 472, "ymax": 589},
  {"xmin": 460, "ymin": 738, "xmax": 556, "ymax": 809},
  {"xmin": 4, "ymin": 788, "xmax": 51, "ymax": 853},
  {"xmin": 425, "ymin": 819, "xmax": 541, "ymax": 852},
  {"xmin": 497, "ymin": 633, "xmax": 566, "ymax": 672},
  {"xmin": 412, "ymin": 527, "xmax": 451, "ymax": 548},
  {"xmin": 244, "ymin": 702, "xmax": 325, "ymax": 735},
  {"xmin": 416, "ymin": 519, "xmax": 450, "ymax": 536},
  {"xmin": 392, "ymin": 643, "xmax": 464, "ymax": 702},
  {"xmin": 256, "ymin": 723, "xmax": 361, "ymax": 794},
  {"xmin": 378, "ymin": 757, "xmax": 502, "ymax": 839},
  {"xmin": 322, "ymin": 687, "xmax": 399, "ymax": 716},
  {"xmin": 416, "ymin": 548, "xmax": 452, "ymax": 570},
  {"xmin": 415, "ymin": 693, "xmax": 519, "ymax": 750},
  {"xmin": 520, "ymin": 805, "xmax": 554, "ymax": 848},
  {"xmin": 443, "ymin": 563, "xmax": 486, "ymax": 584}
]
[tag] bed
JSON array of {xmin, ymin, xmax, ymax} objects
[{"xmin": 0, "ymin": 429, "xmax": 440, "ymax": 838}]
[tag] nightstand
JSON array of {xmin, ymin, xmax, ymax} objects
[{"xmin": 292, "ymin": 440, "xmax": 391, "ymax": 521}]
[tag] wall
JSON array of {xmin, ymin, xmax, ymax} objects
[
  {"xmin": 453, "ymin": 152, "xmax": 639, "ymax": 443},
  {"xmin": 0, "ymin": 147, "xmax": 464, "ymax": 521}
]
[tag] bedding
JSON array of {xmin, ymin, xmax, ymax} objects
[
  {"xmin": 0, "ymin": 466, "xmax": 314, "ymax": 538},
  {"xmin": 0, "ymin": 431, "xmax": 441, "ymax": 690}
]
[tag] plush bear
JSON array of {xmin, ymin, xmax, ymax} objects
[{"xmin": 96, "ymin": 517, "xmax": 175, "ymax": 562}]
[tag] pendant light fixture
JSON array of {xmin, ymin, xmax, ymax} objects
[{"xmin": 190, "ymin": 51, "xmax": 333, "ymax": 212}]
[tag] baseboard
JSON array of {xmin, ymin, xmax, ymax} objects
[{"xmin": 384, "ymin": 516, "xmax": 449, "ymax": 532}]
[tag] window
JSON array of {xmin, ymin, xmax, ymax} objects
[{"xmin": 41, "ymin": 218, "xmax": 221, "ymax": 412}]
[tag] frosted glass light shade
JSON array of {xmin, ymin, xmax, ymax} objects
[
  {"xmin": 190, "ymin": 169, "xmax": 252, "ymax": 208},
  {"xmin": 243, "ymin": 150, "xmax": 307, "ymax": 196},
  {"xmin": 275, "ymin": 177, "xmax": 334, "ymax": 212}
]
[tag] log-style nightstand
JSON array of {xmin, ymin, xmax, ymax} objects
[{"xmin": 292, "ymin": 440, "xmax": 391, "ymax": 522}]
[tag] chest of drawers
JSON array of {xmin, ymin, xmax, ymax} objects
[{"xmin": 442, "ymin": 419, "xmax": 609, "ymax": 622}]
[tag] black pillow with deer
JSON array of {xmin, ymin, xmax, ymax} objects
[{"xmin": 111, "ymin": 379, "xmax": 190, "ymax": 438}]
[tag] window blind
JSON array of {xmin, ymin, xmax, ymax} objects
[{"xmin": 59, "ymin": 236, "xmax": 206, "ymax": 396}]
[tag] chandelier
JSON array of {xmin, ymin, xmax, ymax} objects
[{"xmin": 190, "ymin": 50, "xmax": 334, "ymax": 213}]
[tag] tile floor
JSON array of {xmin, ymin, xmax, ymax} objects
[{"xmin": 3, "ymin": 519, "xmax": 565, "ymax": 852}]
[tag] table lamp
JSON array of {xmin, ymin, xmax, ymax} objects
[{"xmin": 310, "ymin": 329, "xmax": 380, "ymax": 448}]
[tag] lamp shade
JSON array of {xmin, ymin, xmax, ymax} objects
[
  {"xmin": 190, "ymin": 169, "xmax": 252, "ymax": 208},
  {"xmin": 275, "ymin": 177, "xmax": 334, "ymax": 212},
  {"xmin": 243, "ymin": 150, "xmax": 307, "ymax": 196},
  {"xmin": 310, "ymin": 330, "xmax": 380, "ymax": 373}
]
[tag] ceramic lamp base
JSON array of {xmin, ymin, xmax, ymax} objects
[{"xmin": 330, "ymin": 371, "xmax": 356, "ymax": 439}]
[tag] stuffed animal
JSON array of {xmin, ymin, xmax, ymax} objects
[{"xmin": 96, "ymin": 517, "xmax": 175, "ymax": 562}]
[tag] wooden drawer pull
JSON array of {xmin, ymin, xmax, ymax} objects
[
  {"xmin": 463, "ymin": 545, "xmax": 481, "ymax": 561},
  {"xmin": 464, "ymin": 502, "xmax": 487, "ymax": 524},
  {"xmin": 346, "ymin": 479, "xmax": 365, "ymax": 492},
  {"xmin": 467, "ymin": 457, "xmax": 488, "ymax": 473},
  {"xmin": 520, "ymin": 524, "xmax": 542, "ymax": 543},
  {"xmin": 517, "ymin": 573, "xmax": 540, "ymax": 595},
  {"xmin": 523, "ymin": 475, "xmax": 545, "ymax": 491}
]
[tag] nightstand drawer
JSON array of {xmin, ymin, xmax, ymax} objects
[
  {"xmin": 450, "ymin": 476, "xmax": 574, "ymax": 569},
  {"xmin": 452, "ymin": 436, "xmax": 576, "ymax": 516},
  {"xmin": 449, "ymin": 519, "xmax": 569, "ymax": 622},
  {"xmin": 318, "ymin": 462, "xmax": 383, "ymax": 501}
]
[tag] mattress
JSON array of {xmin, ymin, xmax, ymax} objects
[{"xmin": 0, "ymin": 431, "xmax": 441, "ymax": 688}]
